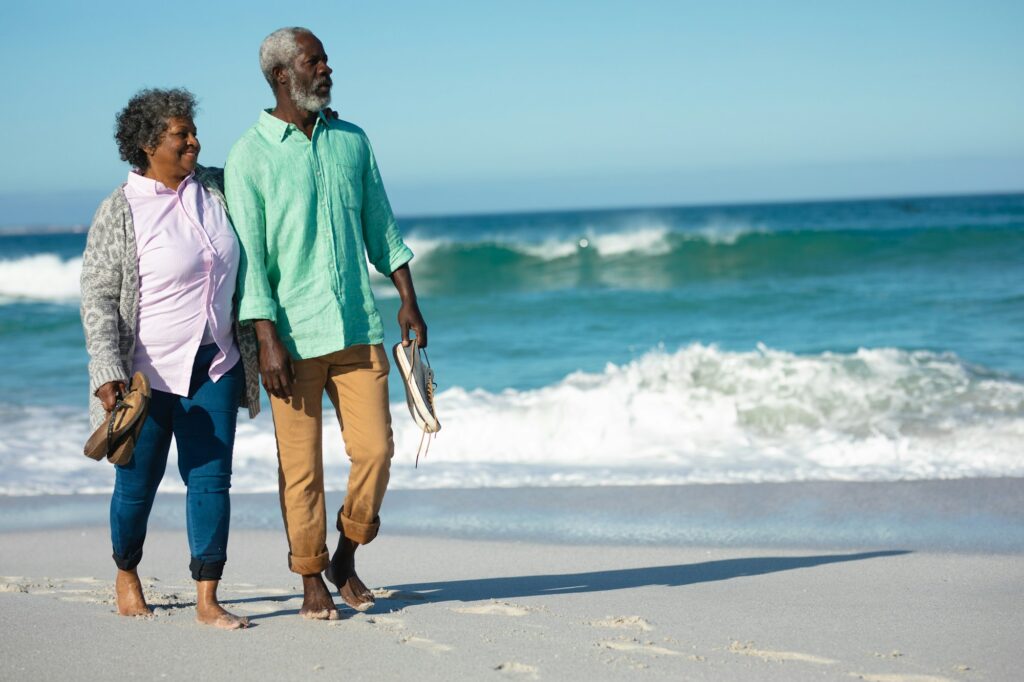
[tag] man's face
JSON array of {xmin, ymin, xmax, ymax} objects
[{"xmin": 286, "ymin": 33, "xmax": 333, "ymax": 112}]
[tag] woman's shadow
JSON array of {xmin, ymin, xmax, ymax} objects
[{"xmin": 231, "ymin": 550, "xmax": 908, "ymax": 619}]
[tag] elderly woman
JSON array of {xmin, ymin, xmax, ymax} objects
[{"xmin": 80, "ymin": 88, "xmax": 259, "ymax": 629}]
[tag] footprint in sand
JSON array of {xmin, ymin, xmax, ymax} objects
[
  {"xmin": 598, "ymin": 639, "xmax": 681, "ymax": 656},
  {"xmin": 729, "ymin": 640, "xmax": 837, "ymax": 665},
  {"xmin": 227, "ymin": 587, "xmax": 293, "ymax": 596},
  {"xmin": 237, "ymin": 598, "xmax": 302, "ymax": 614},
  {"xmin": 452, "ymin": 601, "xmax": 531, "ymax": 617},
  {"xmin": 494, "ymin": 661, "xmax": 539, "ymax": 678},
  {"xmin": 2, "ymin": 577, "xmax": 116, "ymax": 604},
  {"xmin": 0, "ymin": 582, "xmax": 29, "ymax": 593},
  {"xmin": 363, "ymin": 615, "xmax": 406, "ymax": 631},
  {"xmin": 372, "ymin": 588, "xmax": 427, "ymax": 602},
  {"xmin": 843, "ymin": 671, "xmax": 954, "ymax": 675},
  {"xmin": 400, "ymin": 636, "xmax": 452, "ymax": 654},
  {"xmin": 587, "ymin": 615, "xmax": 653, "ymax": 632}
]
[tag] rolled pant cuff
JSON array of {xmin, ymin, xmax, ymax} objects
[
  {"xmin": 288, "ymin": 549, "xmax": 329, "ymax": 575},
  {"xmin": 337, "ymin": 509, "xmax": 380, "ymax": 545},
  {"xmin": 190, "ymin": 557, "xmax": 226, "ymax": 581},
  {"xmin": 112, "ymin": 547, "xmax": 143, "ymax": 572}
]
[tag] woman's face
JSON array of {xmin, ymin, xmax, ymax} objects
[{"xmin": 145, "ymin": 116, "xmax": 200, "ymax": 178}]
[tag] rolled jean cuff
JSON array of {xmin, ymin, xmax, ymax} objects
[
  {"xmin": 112, "ymin": 547, "xmax": 143, "ymax": 572},
  {"xmin": 190, "ymin": 557, "xmax": 225, "ymax": 581},
  {"xmin": 337, "ymin": 508, "xmax": 380, "ymax": 545},
  {"xmin": 288, "ymin": 548, "xmax": 329, "ymax": 575}
]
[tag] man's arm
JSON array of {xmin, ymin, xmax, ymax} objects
[
  {"xmin": 358, "ymin": 135, "xmax": 427, "ymax": 347},
  {"xmin": 225, "ymin": 154, "xmax": 294, "ymax": 397},
  {"xmin": 390, "ymin": 263, "xmax": 427, "ymax": 348}
]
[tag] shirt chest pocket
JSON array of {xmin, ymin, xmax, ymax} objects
[{"xmin": 333, "ymin": 165, "xmax": 363, "ymax": 213}]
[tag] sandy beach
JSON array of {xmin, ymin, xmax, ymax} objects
[{"xmin": 2, "ymin": 480, "xmax": 1022, "ymax": 681}]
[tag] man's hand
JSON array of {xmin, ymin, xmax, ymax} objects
[
  {"xmin": 390, "ymin": 264, "xmax": 428, "ymax": 347},
  {"xmin": 253, "ymin": 320, "xmax": 295, "ymax": 399},
  {"xmin": 398, "ymin": 301, "xmax": 428, "ymax": 348},
  {"xmin": 95, "ymin": 381, "xmax": 126, "ymax": 412}
]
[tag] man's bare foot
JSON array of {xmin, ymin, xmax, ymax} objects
[
  {"xmin": 115, "ymin": 568, "xmax": 152, "ymax": 617},
  {"xmin": 339, "ymin": 573, "xmax": 375, "ymax": 612},
  {"xmin": 195, "ymin": 580, "xmax": 249, "ymax": 630},
  {"xmin": 300, "ymin": 574, "xmax": 339, "ymax": 620},
  {"xmin": 326, "ymin": 536, "xmax": 375, "ymax": 612}
]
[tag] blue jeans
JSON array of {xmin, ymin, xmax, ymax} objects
[{"xmin": 110, "ymin": 344, "xmax": 241, "ymax": 581}]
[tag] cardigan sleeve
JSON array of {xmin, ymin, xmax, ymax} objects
[{"xmin": 80, "ymin": 192, "xmax": 130, "ymax": 393}]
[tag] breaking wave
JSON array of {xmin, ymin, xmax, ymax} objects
[{"xmin": 3, "ymin": 344, "xmax": 1021, "ymax": 494}]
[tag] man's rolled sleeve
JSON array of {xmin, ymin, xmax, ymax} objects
[
  {"xmin": 225, "ymin": 157, "xmax": 277, "ymax": 323},
  {"xmin": 360, "ymin": 138, "xmax": 414, "ymax": 276}
]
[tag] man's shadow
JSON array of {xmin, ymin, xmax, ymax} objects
[
  {"xmin": 384, "ymin": 550, "xmax": 909, "ymax": 604},
  {"xmin": 229, "ymin": 550, "xmax": 908, "ymax": 620}
]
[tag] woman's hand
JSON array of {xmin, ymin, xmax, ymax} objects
[{"xmin": 95, "ymin": 381, "xmax": 126, "ymax": 412}]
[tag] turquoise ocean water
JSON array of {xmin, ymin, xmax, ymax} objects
[{"xmin": 1, "ymin": 192, "xmax": 1022, "ymax": 494}]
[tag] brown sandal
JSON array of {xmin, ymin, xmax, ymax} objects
[{"xmin": 83, "ymin": 371, "xmax": 151, "ymax": 465}]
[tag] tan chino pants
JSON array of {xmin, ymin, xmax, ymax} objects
[{"xmin": 269, "ymin": 343, "xmax": 394, "ymax": 575}]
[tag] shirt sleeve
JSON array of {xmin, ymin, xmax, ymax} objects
[
  {"xmin": 225, "ymin": 152, "xmax": 277, "ymax": 323},
  {"xmin": 360, "ymin": 135, "xmax": 413, "ymax": 276}
]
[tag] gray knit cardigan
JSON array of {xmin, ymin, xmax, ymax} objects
[{"xmin": 80, "ymin": 165, "xmax": 261, "ymax": 429}]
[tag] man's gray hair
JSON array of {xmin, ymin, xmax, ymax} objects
[{"xmin": 259, "ymin": 27, "xmax": 313, "ymax": 89}]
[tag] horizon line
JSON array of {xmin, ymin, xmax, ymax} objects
[{"xmin": 1, "ymin": 187, "xmax": 1022, "ymax": 233}]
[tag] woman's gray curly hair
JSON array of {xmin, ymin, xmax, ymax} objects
[
  {"xmin": 114, "ymin": 88, "xmax": 198, "ymax": 172},
  {"xmin": 259, "ymin": 27, "xmax": 313, "ymax": 89}
]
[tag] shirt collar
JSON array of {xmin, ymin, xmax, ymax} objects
[
  {"xmin": 258, "ymin": 109, "xmax": 331, "ymax": 142},
  {"xmin": 125, "ymin": 170, "xmax": 194, "ymax": 195}
]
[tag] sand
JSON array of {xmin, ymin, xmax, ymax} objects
[{"xmin": 1, "ymin": 482, "xmax": 1022, "ymax": 680}]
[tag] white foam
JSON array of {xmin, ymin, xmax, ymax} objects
[
  {"xmin": 402, "ymin": 235, "xmax": 449, "ymax": 260},
  {"xmin": 588, "ymin": 225, "xmax": 672, "ymax": 256},
  {"xmin": 0, "ymin": 255, "xmax": 82, "ymax": 302},
  {"xmin": 686, "ymin": 218, "xmax": 766, "ymax": 245},
  {"xmin": 506, "ymin": 223, "xmax": 674, "ymax": 261},
  {"xmin": 517, "ymin": 238, "xmax": 580, "ymax": 260},
  {"xmin": 2, "ymin": 345, "xmax": 1022, "ymax": 495}
]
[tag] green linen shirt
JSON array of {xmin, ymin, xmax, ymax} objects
[{"xmin": 225, "ymin": 110, "xmax": 413, "ymax": 359}]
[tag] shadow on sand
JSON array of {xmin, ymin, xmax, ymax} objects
[{"xmin": 229, "ymin": 550, "xmax": 909, "ymax": 620}]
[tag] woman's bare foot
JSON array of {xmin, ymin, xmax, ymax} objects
[
  {"xmin": 300, "ymin": 574, "xmax": 339, "ymax": 620},
  {"xmin": 195, "ymin": 580, "xmax": 249, "ymax": 630},
  {"xmin": 115, "ymin": 568, "xmax": 152, "ymax": 617},
  {"xmin": 326, "ymin": 536, "xmax": 375, "ymax": 612}
]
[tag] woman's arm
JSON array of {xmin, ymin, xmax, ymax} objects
[{"xmin": 80, "ymin": 193, "xmax": 129, "ymax": 409}]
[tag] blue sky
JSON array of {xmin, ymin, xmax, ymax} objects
[{"xmin": 1, "ymin": 0, "xmax": 1022, "ymax": 225}]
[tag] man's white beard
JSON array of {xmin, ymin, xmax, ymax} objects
[{"xmin": 289, "ymin": 74, "xmax": 331, "ymax": 113}]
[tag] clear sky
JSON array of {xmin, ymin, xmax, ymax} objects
[{"xmin": 1, "ymin": 0, "xmax": 1022, "ymax": 225}]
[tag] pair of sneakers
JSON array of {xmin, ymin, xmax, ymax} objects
[{"xmin": 392, "ymin": 339, "xmax": 441, "ymax": 466}]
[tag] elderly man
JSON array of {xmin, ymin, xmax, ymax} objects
[{"xmin": 225, "ymin": 27, "xmax": 427, "ymax": 619}]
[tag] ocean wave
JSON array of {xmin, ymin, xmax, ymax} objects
[
  {"xmin": 0, "ymin": 255, "xmax": 81, "ymax": 302},
  {"xmin": 405, "ymin": 218, "xmax": 759, "ymax": 262},
  {"xmin": 3, "ymin": 344, "xmax": 1022, "ymax": 495},
  {"xmin": 398, "ymin": 223, "xmax": 1023, "ymax": 294},
  {"xmin": 6, "ymin": 221, "xmax": 1021, "ymax": 302}
]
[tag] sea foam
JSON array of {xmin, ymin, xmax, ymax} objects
[
  {"xmin": 0, "ymin": 255, "xmax": 81, "ymax": 302},
  {"xmin": 2, "ymin": 344, "xmax": 1021, "ymax": 495}
]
